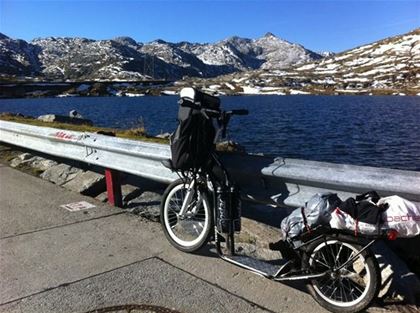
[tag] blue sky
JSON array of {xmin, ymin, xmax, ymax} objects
[{"xmin": 0, "ymin": 0, "xmax": 418, "ymax": 52}]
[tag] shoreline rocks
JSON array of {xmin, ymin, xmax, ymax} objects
[
  {"xmin": 38, "ymin": 113, "xmax": 93, "ymax": 126},
  {"xmin": 10, "ymin": 152, "xmax": 58, "ymax": 171}
]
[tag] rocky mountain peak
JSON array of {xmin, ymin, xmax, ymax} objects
[
  {"xmin": 111, "ymin": 36, "xmax": 138, "ymax": 47},
  {"xmin": 263, "ymin": 32, "xmax": 276, "ymax": 38},
  {"xmin": 153, "ymin": 39, "xmax": 168, "ymax": 44},
  {"xmin": 1, "ymin": 32, "xmax": 322, "ymax": 81}
]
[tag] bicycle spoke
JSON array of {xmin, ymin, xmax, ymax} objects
[
  {"xmin": 312, "ymin": 256, "xmax": 330, "ymax": 269},
  {"xmin": 320, "ymin": 249, "xmax": 333, "ymax": 269},
  {"xmin": 329, "ymin": 281, "xmax": 339, "ymax": 299},
  {"xmin": 339, "ymin": 282, "xmax": 345, "ymax": 302},
  {"xmin": 347, "ymin": 277, "xmax": 365, "ymax": 295},
  {"xmin": 341, "ymin": 281, "xmax": 349, "ymax": 302},
  {"xmin": 335, "ymin": 243, "xmax": 343, "ymax": 267},
  {"xmin": 343, "ymin": 279, "xmax": 355, "ymax": 301}
]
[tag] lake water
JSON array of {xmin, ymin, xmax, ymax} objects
[{"xmin": 0, "ymin": 95, "xmax": 419, "ymax": 171}]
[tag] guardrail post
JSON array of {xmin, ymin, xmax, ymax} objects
[{"xmin": 105, "ymin": 168, "xmax": 122, "ymax": 208}]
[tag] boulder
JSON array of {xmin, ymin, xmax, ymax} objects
[
  {"xmin": 156, "ymin": 132, "xmax": 171, "ymax": 139},
  {"xmin": 10, "ymin": 157, "xmax": 23, "ymax": 168},
  {"xmin": 18, "ymin": 152, "xmax": 34, "ymax": 161},
  {"xmin": 69, "ymin": 110, "xmax": 83, "ymax": 119},
  {"xmin": 10, "ymin": 153, "xmax": 58, "ymax": 172},
  {"xmin": 62, "ymin": 170, "xmax": 105, "ymax": 196},
  {"xmin": 216, "ymin": 140, "xmax": 246, "ymax": 153},
  {"xmin": 28, "ymin": 157, "xmax": 58, "ymax": 171},
  {"xmin": 10, "ymin": 153, "xmax": 34, "ymax": 167},
  {"xmin": 37, "ymin": 114, "xmax": 93, "ymax": 126},
  {"xmin": 40, "ymin": 164, "xmax": 81, "ymax": 186}
]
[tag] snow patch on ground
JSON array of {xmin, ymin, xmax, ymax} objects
[
  {"xmin": 336, "ymin": 89, "xmax": 366, "ymax": 93},
  {"xmin": 290, "ymin": 89, "xmax": 310, "ymax": 95},
  {"xmin": 342, "ymin": 77, "xmax": 370, "ymax": 83},
  {"xmin": 161, "ymin": 90, "xmax": 178, "ymax": 95},
  {"xmin": 56, "ymin": 93, "xmax": 79, "ymax": 98},
  {"xmin": 241, "ymin": 86, "xmax": 261, "ymax": 94},
  {"xmin": 224, "ymin": 82, "xmax": 235, "ymax": 90},
  {"xmin": 232, "ymin": 77, "xmax": 248, "ymax": 83},
  {"xmin": 296, "ymin": 63, "xmax": 316, "ymax": 71},
  {"xmin": 125, "ymin": 93, "xmax": 145, "ymax": 97}
]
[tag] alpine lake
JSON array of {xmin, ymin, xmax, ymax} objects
[{"xmin": 0, "ymin": 95, "xmax": 419, "ymax": 171}]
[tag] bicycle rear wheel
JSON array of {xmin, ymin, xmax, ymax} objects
[
  {"xmin": 160, "ymin": 179, "xmax": 212, "ymax": 253},
  {"xmin": 303, "ymin": 237, "xmax": 380, "ymax": 313}
]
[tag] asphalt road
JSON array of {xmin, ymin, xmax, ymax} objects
[{"xmin": 0, "ymin": 164, "xmax": 327, "ymax": 313}]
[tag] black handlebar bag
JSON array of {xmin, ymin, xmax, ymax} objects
[{"xmin": 170, "ymin": 103, "xmax": 216, "ymax": 171}]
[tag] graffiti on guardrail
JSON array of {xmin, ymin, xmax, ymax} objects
[{"xmin": 52, "ymin": 131, "xmax": 82, "ymax": 141}]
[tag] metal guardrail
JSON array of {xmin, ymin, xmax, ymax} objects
[
  {"xmin": 220, "ymin": 154, "xmax": 420, "ymax": 207},
  {"xmin": 1, "ymin": 120, "xmax": 419, "ymax": 208},
  {"xmin": 0, "ymin": 120, "xmax": 177, "ymax": 183}
]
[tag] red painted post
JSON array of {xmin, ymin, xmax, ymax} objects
[{"xmin": 105, "ymin": 168, "xmax": 123, "ymax": 207}]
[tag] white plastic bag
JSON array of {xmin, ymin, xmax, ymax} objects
[
  {"xmin": 378, "ymin": 196, "xmax": 420, "ymax": 238},
  {"xmin": 329, "ymin": 208, "xmax": 378, "ymax": 235}
]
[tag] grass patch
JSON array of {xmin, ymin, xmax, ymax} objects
[
  {"xmin": 0, "ymin": 114, "xmax": 168, "ymax": 144},
  {"xmin": 1, "ymin": 114, "xmax": 248, "ymax": 153}
]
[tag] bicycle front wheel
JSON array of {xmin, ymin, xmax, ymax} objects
[{"xmin": 160, "ymin": 179, "xmax": 212, "ymax": 253}]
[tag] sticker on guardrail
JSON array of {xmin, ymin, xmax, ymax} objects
[{"xmin": 60, "ymin": 201, "xmax": 96, "ymax": 212}]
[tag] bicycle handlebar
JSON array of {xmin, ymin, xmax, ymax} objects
[{"xmin": 179, "ymin": 99, "xmax": 248, "ymax": 117}]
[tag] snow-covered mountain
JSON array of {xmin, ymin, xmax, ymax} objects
[
  {"xmin": 292, "ymin": 28, "xmax": 420, "ymax": 92},
  {"xmin": 253, "ymin": 32, "xmax": 322, "ymax": 69},
  {"xmin": 0, "ymin": 32, "xmax": 321, "ymax": 81},
  {"xmin": 0, "ymin": 33, "xmax": 41, "ymax": 76},
  {"xmin": 184, "ymin": 28, "xmax": 419, "ymax": 96},
  {"xmin": 31, "ymin": 37, "xmax": 145, "ymax": 80},
  {"xmin": 142, "ymin": 32, "xmax": 321, "ymax": 72},
  {"xmin": 2, "ymin": 29, "xmax": 417, "ymax": 96}
]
